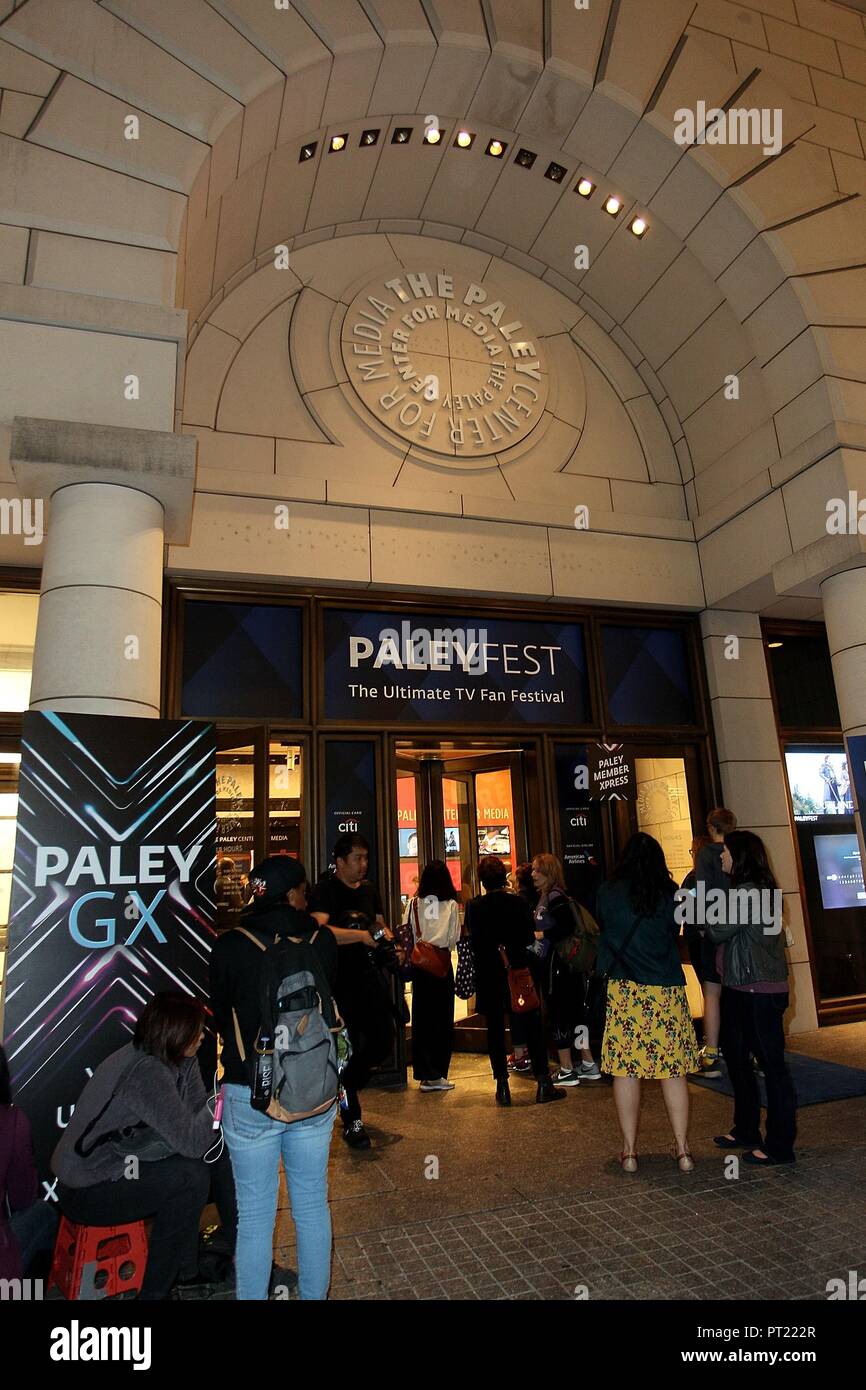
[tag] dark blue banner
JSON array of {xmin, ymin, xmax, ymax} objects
[
  {"xmin": 323, "ymin": 608, "xmax": 589, "ymax": 725},
  {"xmin": 2, "ymin": 712, "xmax": 216, "ymax": 1182},
  {"xmin": 322, "ymin": 740, "xmax": 379, "ymax": 884}
]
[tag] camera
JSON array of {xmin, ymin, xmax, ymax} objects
[{"xmin": 341, "ymin": 909, "xmax": 400, "ymax": 973}]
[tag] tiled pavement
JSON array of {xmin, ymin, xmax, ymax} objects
[
  {"xmin": 323, "ymin": 1142, "xmax": 865, "ymax": 1302},
  {"xmin": 186, "ymin": 1025, "xmax": 866, "ymax": 1301}
]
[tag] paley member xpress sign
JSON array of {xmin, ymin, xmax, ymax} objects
[
  {"xmin": 2, "ymin": 713, "xmax": 216, "ymax": 1179},
  {"xmin": 340, "ymin": 269, "xmax": 549, "ymax": 461},
  {"xmin": 588, "ymin": 742, "xmax": 635, "ymax": 800},
  {"xmin": 323, "ymin": 609, "xmax": 589, "ymax": 725}
]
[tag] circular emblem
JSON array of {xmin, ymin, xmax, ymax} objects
[{"xmin": 340, "ymin": 270, "xmax": 549, "ymax": 462}]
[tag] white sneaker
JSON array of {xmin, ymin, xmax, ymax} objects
[
  {"xmin": 419, "ymin": 1078, "xmax": 455, "ymax": 1091},
  {"xmin": 578, "ymin": 1061, "xmax": 602, "ymax": 1081},
  {"xmin": 552, "ymin": 1067, "xmax": 581, "ymax": 1086}
]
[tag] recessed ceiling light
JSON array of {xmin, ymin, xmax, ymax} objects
[
  {"xmin": 604, "ymin": 194, "xmax": 622, "ymax": 216},
  {"xmin": 486, "ymin": 138, "xmax": 507, "ymax": 158},
  {"xmin": 329, "ymin": 134, "xmax": 347, "ymax": 153},
  {"xmin": 360, "ymin": 129, "xmax": 380, "ymax": 146},
  {"xmin": 299, "ymin": 142, "xmax": 317, "ymax": 162},
  {"xmin": 515, "ymin": 148, "xmax": 537, "ymax": 169},
  {"xmin": 424, "ymin": 126, "xmax": 442, "ymax": 145},
  {"xmin": 576, "ymin": 177, "xmax": 595, "ymax": 198},
  {"xmin": 630, "ymin": 216, "xmax": 648, "ymax": 237},
  {"xmin": 544, "ymin": 161, "xmax": 567, "ymax": 183},
  {"xmin": 455, "ymin": 129, "xmax": 475, "ymax": 149},
  {"xmin": 392, "ymin": 127, "xmax": 412, "ymax": 144},
  {"xmin": 767, "ymin": 641, "xmax": 784, "ymax": 649}
]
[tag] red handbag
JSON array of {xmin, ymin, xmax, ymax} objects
[
  {"xmin": 498, "ymin": 946, "xmax": 540, "ymax": 1013},
  {"xmin": 410, "ymin": 900, "xmax": 450, "ymax": 978}
]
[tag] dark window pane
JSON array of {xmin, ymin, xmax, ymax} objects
[
  {"xmin": 602, "ymin": 625, "xmax": 695, "ymax": 726},
  {"xmin": 768, "ymin": 632, "xmax": 840, "ymax": 729},
  {"xmin": 182, "ymin": 603, "xmax": 303, "ymax": 718}
]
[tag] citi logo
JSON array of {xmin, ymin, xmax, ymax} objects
[{"xmin": 49, "ymin": 1320, "xmax": 152, "ymax": 1370}]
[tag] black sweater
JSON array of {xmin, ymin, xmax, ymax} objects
[
  {"xmin": 209, "ymin": 904, "xmax": 338, "ymax": 1086},
  {"xmin": 465, "ymin": 889, "xmax": 534, "ymax": 1007},
  {"xmin": 52, "ymin": 1045, "xmax": 213, "ymax": 1188}
]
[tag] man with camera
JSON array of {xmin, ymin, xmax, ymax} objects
[{"xmin": 308, "ymin": 833, "xmax": 399, "ymax": 1150}]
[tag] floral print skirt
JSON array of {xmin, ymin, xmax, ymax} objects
[{"xmin": 601, "ymin": 979, "xmax": 699, "ymax": 1079}]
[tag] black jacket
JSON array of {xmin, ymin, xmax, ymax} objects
[
  {"xmin": 209, "ymin": 903, "xmax": 338, "ymax": 1086},
  {"xmin": 705, "ymin": 879, "xmax": 789, "ymax": 988},
  {"xmin": 465, "ymin": 890, "xmax": 534, "ymax": 1009}
]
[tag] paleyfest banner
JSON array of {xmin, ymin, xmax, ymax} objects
[
  {"xmin": 2, "ymin": 712, "xmax": 216, "ymax": 1185},
  {"xmin": 323, "ymin": 607, "xmax": 589, "ymax": 725}
]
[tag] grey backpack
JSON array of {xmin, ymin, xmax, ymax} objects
[{"xmin": 233, "ymin": 927, "xmax": 341, "ymax": 1124}]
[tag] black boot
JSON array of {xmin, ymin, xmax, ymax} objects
[
  {"xmin": 536, "ymin": 1075, "xmax": 567, "ymax": 1104},
  {"xmin": 495, "ymin": 1077, "xmax": 512, "ymax": 1106},
  {"xmin": 342, "ymin": 1118, "xmax": 371, "ymax": 1149}
]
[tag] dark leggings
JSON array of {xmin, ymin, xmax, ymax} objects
[
  {"xmin": 481, "ymin": 980, "xmax": 549, "ymax": 1081},
  {"xmin": 57, "ymin": 1156, "xmax": 209, "ymax": 1300},
  {"xmin": 338, "ymin": 978, "xmax": 395, "ymax": 1124},
  {"xmin": 719, "ymin": 988, "xmax": 797, "ymax": 1160}
]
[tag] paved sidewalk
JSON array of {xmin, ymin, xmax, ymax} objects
[{"xmin": 187, "ymin": 1024, "xmax": 866, "ymax": 1301}]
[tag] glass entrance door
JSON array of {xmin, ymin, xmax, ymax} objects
[
  {"xmin": 393, "ymin": 746, "xmax": 527, "ymax": 904},
  {"xmin": 391, "ymin": 743, "xmax": 529, "ymax": 1045},
  {"xmin": 610, "ymin": 743, "xmax": 704, "ymax": 1018}
]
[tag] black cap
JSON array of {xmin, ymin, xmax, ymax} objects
[{"xmin": 245, "ymin": 855, "xmax": 307, "ymax": 909}]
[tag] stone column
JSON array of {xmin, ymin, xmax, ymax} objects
[
  {"xmin": 700, "ymin": 609, "xmax": 817, "ymax": 1032},
  {"xmin": 820, "ymin": 565, "xmax": 866, "ymax": 867},
  {"xmin": 11, "ymin": 418, "xmax": 195, "ymax": 717}
]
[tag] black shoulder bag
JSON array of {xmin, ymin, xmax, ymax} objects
[
  {"xmin": 583, "ymin": 914, "xmax": 645, "ymax": 1040},
  {"xmin": 73, "ymin": 1053, "xmax": 177, "ymax": 1163}
]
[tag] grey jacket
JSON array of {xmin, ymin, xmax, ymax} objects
[
  {"xmin": 52, "ymin": 1043, "xmax": 213, "ymax": 1188},
  {"xmin": 705, "ymin": 881, "xmax": 789, "ymax": 988}
]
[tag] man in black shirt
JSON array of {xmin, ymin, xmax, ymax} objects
[{"xmin": 308, "ymin": 834, "xmax": 396, "ymax": 1150}]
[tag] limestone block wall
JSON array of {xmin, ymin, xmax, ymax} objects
[
  {"xmin": 0, "ymin": 0, "xmax": 861, "ymax": 616},
  {"xmin": 170, "ymin": 230, "xmax": 702, "ymax": 606},
  {"xmin": 701, "ymin": 608, "xmax": 818, "ymax": 1032}
]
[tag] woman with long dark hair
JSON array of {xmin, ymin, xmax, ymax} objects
[
  {"xmin": 403, "ymin": 859, "xmax": 460, "ymax": 1091},
  {"xmin": 708, "ymin": 830, "xmax": 796, "ymax": 1165},
  {"xmin": 52, "ymin": 992, "xmax": 215, "ymax": 1300},
  {"xmin": 466, "ymin": 856, "xmax": 565, "ymax": 1106},
  {"xmin": 597, "ymin": 833, "xmax": 699, "ymax": 1172}
]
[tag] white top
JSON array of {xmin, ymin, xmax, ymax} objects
[{"xmin": 402, "ymin": 896, "xmax": 460, "ymax": 949}]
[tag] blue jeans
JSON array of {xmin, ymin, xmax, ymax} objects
[{"xmin": 222, "ymin": 1084, "xmax": 336, "ymax": 1300}]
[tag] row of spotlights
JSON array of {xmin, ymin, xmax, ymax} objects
[
  {"xmin": 575, "ymin": 176, "xmax": 646, "ymax": 235},
  {"xmin": 303, "ymin": 130, "xmax": 648, "ymax": 238},
  {"xmin": 317, "ymin": 127, "xmax": 501, "ymax": 156}
]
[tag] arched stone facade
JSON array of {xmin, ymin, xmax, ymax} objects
[{"xmin": 3, "ymin": 0, "xmax": 866, "ymax": 1031}]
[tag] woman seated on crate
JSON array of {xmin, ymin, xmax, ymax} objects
[{"xmin": 52, "ymin": 992, "xmax": 216, "ymax": 1301}]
